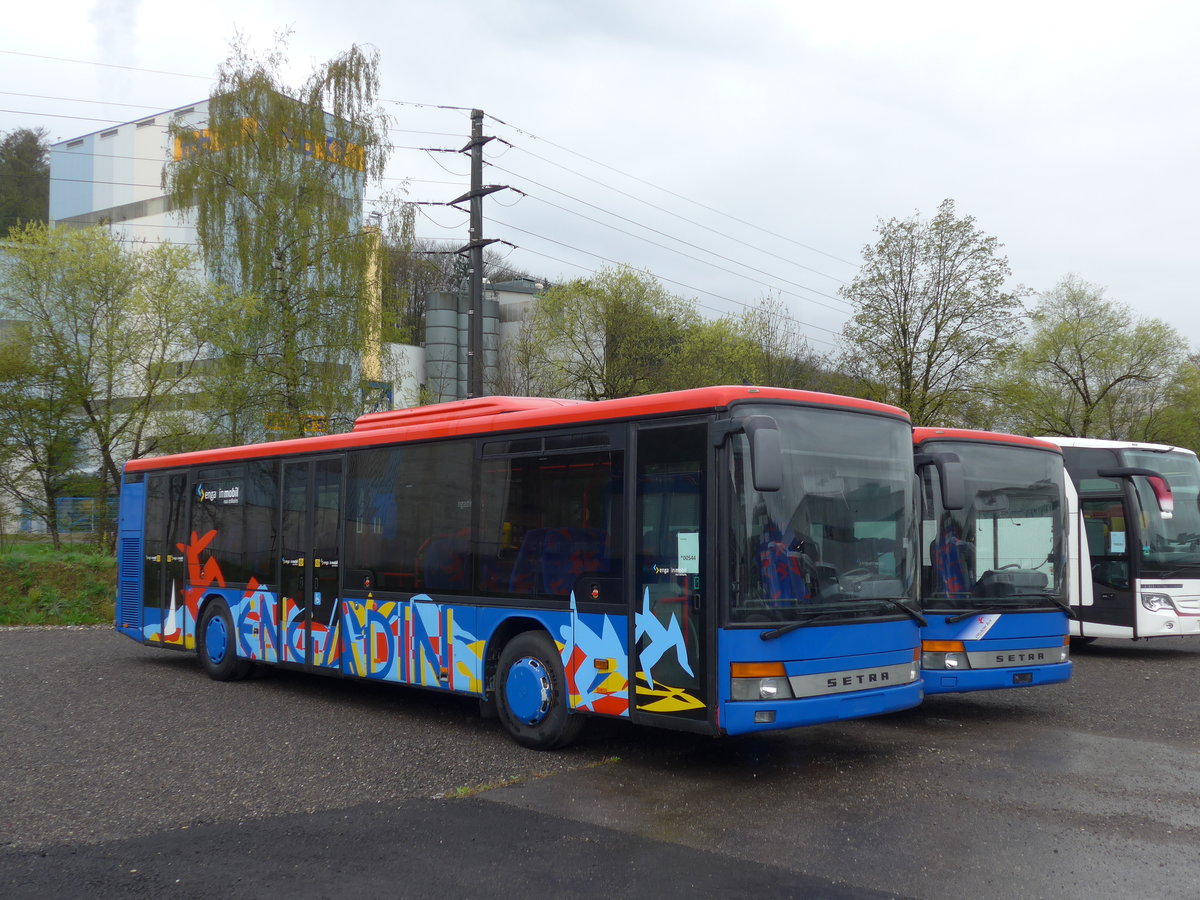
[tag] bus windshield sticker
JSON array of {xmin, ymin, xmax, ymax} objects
[
  {"xmin": 1111, "ymin": 531, "xmax": 1126, "ymax": 553},
  {"xmin": 955, "ymin": 613, "xmax": 1001, "ymax": 641}
]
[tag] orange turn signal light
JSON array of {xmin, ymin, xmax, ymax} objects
[
  {"xmin": 731, "ymin": 662, "xmax": 787, "ymax": 678},
  {"xmin": 922, "ymin": 640, "xmax": 965, "ymax": 653}
]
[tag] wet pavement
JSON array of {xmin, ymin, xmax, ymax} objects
[{"xmin": 1, "ymin": 628, "xmax": 1197, "ymax": 897}]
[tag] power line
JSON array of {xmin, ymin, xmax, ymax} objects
[
  {"xmin": 498, "ymin": 175, "xmax": 854, "ymax": 315},
  {"xmin": 491, "ymin": 216, "xmax": 843, "ymax": 344},
  {"xmin": 486, "ymin": 113, "xmax": 860, "ymax": 269},
  {"xmin": 0, "ymin": 49, "xmax": 212, "ymax": 80},
  {"xmin": 499, "ymin": 141, "xmax": 853, "ymax": 290}
]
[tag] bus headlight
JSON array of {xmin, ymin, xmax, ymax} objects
[
  {"xmin": 922, "ymin": 651, "xmax": 969, "ymax": 670},
  {"xmin": 1141, "ymin": 592, "xmax": 1176, "ymax": 613},
  {"xmin": 730, "ymin": 663, "xmax": 796, "ymax": 701},
  {"xmin": 921, "ymin": 640, "xmax": 970, "ymax": 671}
]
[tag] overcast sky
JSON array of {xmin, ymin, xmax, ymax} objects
[{"xmin": 4, "ymin": 0, "xmax": 1199, "ymax": 356}]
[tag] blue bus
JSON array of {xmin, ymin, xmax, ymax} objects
[
  {"xmin": 117, "ymin": 386, "xmax": 927, "ymax": 749},
  {"xmin": 914, "ymin": 428, "xmax": 1072, "ymax": 693}
]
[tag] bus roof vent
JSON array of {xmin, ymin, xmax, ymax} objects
[{"xmin": 352, "ymin": 396, "xmax": 587, "ymax": 432}]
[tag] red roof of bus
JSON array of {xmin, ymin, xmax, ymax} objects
[
  {"xmin": 125, "ymin": 385, "xmax": 908, "ymax": 473},
  {"xmin": 912, "ymin": 426, "xmax": 1062, "ymax": 454}
]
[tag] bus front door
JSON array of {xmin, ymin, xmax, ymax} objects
[
  {"xmin": 1079, "ymin": 497, "xmax": 1136, "ymax": 631},
  {"xmin": 632, "ymin": 421, "xmax": 711, "ymax": 730},
  {"xmin": 280, "ymin": 458, "xmax": 344, "ymax": 670},
  {"xmin": 142, "ymin": 472, "xmax": 189, "ymax": 645}
]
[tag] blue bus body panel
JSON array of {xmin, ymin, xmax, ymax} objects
[
  {"xmin": 197, "ymin": 585, "xmax": 635, "ymax": 714},
  {"xmin": 717, "ymin": 619, "xmax": 923, "ymax": 735},
  {"xmin": 115, "ymin": 482, "xmax": 146, "ymax": 642},
  {"xmin": 921, "ymin": 611, "xmax": 1072, "ymax": 694}
]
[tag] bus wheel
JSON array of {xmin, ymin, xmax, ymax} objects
[
  {"xmin": 496, "ymin": 631, "xmax": 583, "ymax": 750},
  {"xmin": 196, "ymin": 599, "xmax": 253, "ymax": 682}
]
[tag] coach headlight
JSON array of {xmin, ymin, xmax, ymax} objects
[
  {"xmin": 1141, "ymin": 592, "xmax": 1176, "ymax": 613},
  {"xmin": 730, "ymin": 663, "xmax": 797, "ymax": 701},
  {"xmin": 922, "ymin": 640, "xmax": 970, "ymax": 670}
]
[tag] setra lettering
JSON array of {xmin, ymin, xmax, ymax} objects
[
  {"xmin": 994, "ymin": 651, "xmax": 1048, "ymax": 664},
  {"xmin": 826, "ymin": 671, "xmax": 891, "ymax": 688}
]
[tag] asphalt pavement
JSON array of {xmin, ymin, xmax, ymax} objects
[{"xmin": 2, "ymin": 627, "xmax": 1197, "ymax": 898}]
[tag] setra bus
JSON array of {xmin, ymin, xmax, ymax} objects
[
  {"xmin": 116, "ymin": 386, "xmax": 929, "ymax": 749},
  {"xmin": 914, "ymin": 428, "xmax": 1072, "ymax": 692},
  {"xmin": 1038, "ymin": 437, "xmax": 1200, "ymax": 640}
]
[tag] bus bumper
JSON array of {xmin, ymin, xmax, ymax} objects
[
  {"xmin": 922, "ymin": 660, "xmax": 1072, "ymax": 694},
  {"xmin": 721, "ymin": 680, "xmax": 923, "ymax": 735}
]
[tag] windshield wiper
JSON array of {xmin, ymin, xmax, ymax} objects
[
  {"xmin": 946, "ymin": 594, "xmax": 1074, "ymax": 623},
  {"xmin": 759, "ymin": 603, "xmax": 873, "ymax": 641},
  {"xmin": 1037, "ymin": 593, "xmax": 1077, "ymax": 618},
  {"xmin": 873, "ymin": 596, "xmax": 927, "ymax": 626}
]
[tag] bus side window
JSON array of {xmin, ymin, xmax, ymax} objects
[
  {"xmin": 477, "ymin": 449, "xmax": 623, "ymax": 599},
  {"xmin": 344, "ymin": 441, "xmax": 473, "ymax": 594}
]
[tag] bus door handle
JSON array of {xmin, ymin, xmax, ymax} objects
[{"xmin": 691, "ymin": 591, "xmax": 702, "ymax": 610}]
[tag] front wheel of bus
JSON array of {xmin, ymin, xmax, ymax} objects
[
  {"xmin": 496, "ymin": 631, "xmax": 583, "ymax": 750},
  {"xmin": 197, "ymin": 599, "xmax": 253, "ymax": 682}
]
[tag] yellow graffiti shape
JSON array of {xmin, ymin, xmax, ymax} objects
[{"xmin": 633, "ymin": 671, "xmax": 706, "ymax": 713}]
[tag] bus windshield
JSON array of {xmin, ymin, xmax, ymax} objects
[
  {"xmin": 1124, "ymin": 448, "xmax": 1200, "ymax": 574},
  {"xmin": 921, "ymin": 442, "xmax": 1065, "ymax": 611},
  {"xmin": 727, "ymin": 405, "xmax": 916, "ymax": 624}
]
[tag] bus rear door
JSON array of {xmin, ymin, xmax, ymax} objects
[
  {"xmin": 280, "ymin": 458, "xmax": 344, "ymax": 670},
  {"xmin": 142, "ymin": 472, "xmax": 189, "ymax": 645}
]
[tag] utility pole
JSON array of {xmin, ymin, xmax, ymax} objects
[{"xmin": 452, "ymin": 109, "xmax": 503, "ymax": 398}]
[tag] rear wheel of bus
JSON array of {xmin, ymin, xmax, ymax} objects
[
  {"xmin": 196, "ymin": 599, "xmax": 253, "ymax": 682},
  {"xmin": 496, "ymin": 631, "xmax": 583, "ymax": 750}
]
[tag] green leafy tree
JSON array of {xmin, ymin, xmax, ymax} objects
[
  {"xmin": 668, "ymin": 294, "xmax": 830, "ymax": 391},
  {"xmin": 165, "ymin": 36, "xmax": 393, "ymax": 439},
  {"xmin": 0, "ymin": 321, "xmax": 86, "ymax": 548},
  {"xmin": 996, "ymin": 276, "xmax": 1187, "ymax": 440},
  {"xmin": 839, "ymin": 199, "xmax": 1026, "ymax": 425},
  {"xmin": 1155, "ymin": 354, "xmax": 1200, "ymax": 452},
  {"xmin": 734, "ymin": 294, "xmax": 834, "ymax": 390},
  {"xmin": 517, "ymin": 266, "xmax": 698, "ymax": 400},
  {"xmin": 0, "ymin": 127, "xmax": 49, "ymax": 233},
  {"xmin": 0, "ymin": 224, "xmax": 210, "ymax": 548}
]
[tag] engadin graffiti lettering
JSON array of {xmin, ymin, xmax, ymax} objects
[
  {"xmin": 236, "ymin": 579, "xmax": 280, "ymax": 663},
  {"xmin": 559, "ymin": 592, "xmax": 630, "ymax": 717},
  {"xmin": 634, "ymin": 586, "xmax": 704, "ymax": 713},
  {"xmin": 340, "ymin": 594, "xmax": 483, "ymax": 693},
  {"xmin": 143, "ymin": 529, "xmax": 514, "ymax": 701}
]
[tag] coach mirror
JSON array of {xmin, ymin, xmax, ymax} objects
[
  {"xmin": 1099, "ymin": 467, "xmax": 1174, "ymax": 519},
  {"xmin": 715, "ymin": 414, "xmax": 782, "ymax": 493},
  {"xmin": 914, "ymin": 451, "xmax": 966, "ymax": 511}
]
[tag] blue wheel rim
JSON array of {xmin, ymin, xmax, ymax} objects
[
  {"xmin": 204, "ymin": 612, "xmax": 229, "ymax": 665},
  {"xmin": 505, "ymin": 656, "xmax": 552, "ymax": 725}
]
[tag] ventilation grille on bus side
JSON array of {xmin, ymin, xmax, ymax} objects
[{"xmin": 117, "ymin": 536, "xmax": 142, "ymax": 629}]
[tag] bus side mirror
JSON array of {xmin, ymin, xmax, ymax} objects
[
  {"xmin": 744, "ymin": 416, "xmax": 783, "ymax": 493},
  {"xmin": 1098, "ymin": 467, "xmax": 1174, "ymax": 519},
  {"xmin": 914, "ymin": 451, "xmax": 966, "ymax": 510},
  {"xmin": 715, "ymin": 415, "xmax": 783, "ymax": 492}
]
